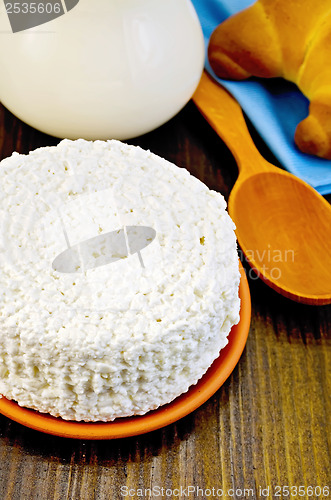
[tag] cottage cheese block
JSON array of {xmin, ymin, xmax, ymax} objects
[{"xmin": 0, "ymin": 139, "xmax": 240, "ymax": 422}]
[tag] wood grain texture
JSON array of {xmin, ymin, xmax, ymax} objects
[
  {"xmin": 0, "ymin": 101, "xmax": 330, "ymax": 500},
  {"xmin": 193, "ymin": 72, "xmax": 331, "ymax": 305}
]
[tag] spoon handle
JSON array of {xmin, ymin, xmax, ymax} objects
[{"xmin": 193, "ymin": 72, "xmax": 275, "ymax": 175}]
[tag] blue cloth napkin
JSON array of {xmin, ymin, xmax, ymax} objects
[{"xmin": 191, "ymin": 0, "xmax": 331, "ymax": 195}]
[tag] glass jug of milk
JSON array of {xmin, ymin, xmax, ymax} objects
[{"xmin": 0, "ymin": 0, "xmax": 205, "ymax": 140}]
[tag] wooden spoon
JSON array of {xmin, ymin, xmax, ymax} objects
[{"xmin": 193, "ymin": 72, "xmax": 331, "ymax": 305}]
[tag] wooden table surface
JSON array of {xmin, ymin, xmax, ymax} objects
[{"xmin": 0, "ymin": 98, "xmax": 330, "ymax": 500}]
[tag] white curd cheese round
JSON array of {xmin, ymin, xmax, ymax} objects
[{"xmin": 0, "ymin": 139, "xmax": 240, "ymax": 421}]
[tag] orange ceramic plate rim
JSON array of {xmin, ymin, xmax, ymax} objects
[{"xmin": 0, "ymin": 261, "xmax": 251, "ymax": 440}]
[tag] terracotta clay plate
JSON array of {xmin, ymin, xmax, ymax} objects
[{"xmin": 0, "ymin": 261, "xmax": 251, "ymax": 440}]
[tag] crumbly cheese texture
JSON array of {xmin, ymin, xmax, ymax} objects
[{"xmin": 0, "ymin": 139, "xmax": 240, "ymax": 421}]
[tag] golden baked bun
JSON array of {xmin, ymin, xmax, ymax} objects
[{"xmin": 208, "ymin": 0, "xmax": 331, "ymax": 160}]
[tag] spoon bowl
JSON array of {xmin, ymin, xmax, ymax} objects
[{"xmin": 193, "ymin": 72, "xmax": 331, "ymax": 305}]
